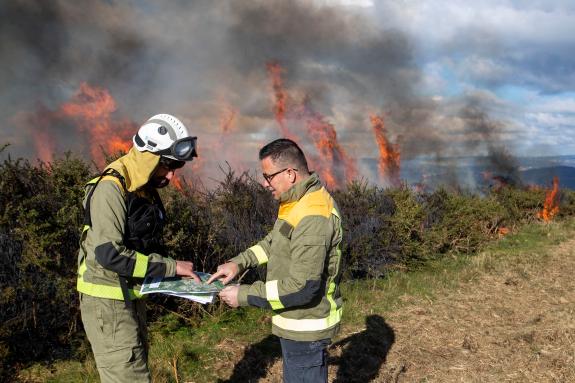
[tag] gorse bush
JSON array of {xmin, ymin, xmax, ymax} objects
[
  {"xmin": 156, "ymin": 169, "xmax": 276, "ymax": 319},
  {"xmin": 0, "ymin": 146, "xmax": 568, "ymax": 379},
  {"xmin": 334, "ymin": 186, "xmax": 508, "ymax": 277},
  {"xmin": 162, "ymin": 167, "xmax": 275, "ymax": 273},
  {"xmin": 332, "ymin": 181, "xmax": 397, "ymax": 279},
  {"xmin": 0, "ymin": 151, "xmax": 90, "ymax": 379},
  {"xmin": 491, "ymin": 186, "xmax": 545, "ymax": 224}
]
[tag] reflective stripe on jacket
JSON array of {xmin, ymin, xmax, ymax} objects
[{"xmin": 232, "ymin": 173, "xmax": 343, "ymax": 341}]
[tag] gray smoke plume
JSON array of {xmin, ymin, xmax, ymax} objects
[
  {"xmin": 0, "ymin": 0, "xmax": 517, "ymax": 188},
  {"xmin": 0, "ymin": 0, "xmax": 149, "ymax": 157},
  {"xmin": 458, "ymin": 93, "xmax": 521, "ymax": 186}
]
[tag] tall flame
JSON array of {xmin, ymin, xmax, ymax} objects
[
  {"xmin": 266, "ymin": 61, "xmax": 290, "ymax": 137},
  {"xmin": 217, "ymin": 104, "xmax": 244, "ymax": 172},
  {"xmin": 23, "ymin": 106, "xmax": 58, "ymax": 163},
  {"xmin": 370, "ymin": 115, "xmax": 401, "ymax": 187},
  {"xmin": 220, "ymin": 106, "xmax": 237, "ymax": 134},
  {"xmin": 538, "ymin": 176, "xmax": 560, "ymax": 222},
  {"xmin": 60, "ymin": 82, "xmax": 134, "ymax": 166},
  {"xmin": 301, "ymin": 103, "xmax": 357, "ymax": 189},
  {"xmin": 171, "ymin": 176, "xmax": 184, "ymax": 192},
  {"xmin": 265, "ymin": 62, "xmax": 357, "ymax": 189},
  {"xmin": 34, "ymin": 129, "xmax": 55, "ymax": 164}
]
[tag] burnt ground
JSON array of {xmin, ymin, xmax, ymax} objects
[{"xmin": 213, "ymin": 237, "xmax": 575, "ymax": 383}]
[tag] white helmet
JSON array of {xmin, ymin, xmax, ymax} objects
[{"xmin": 133, "ymin": 114, "xmax": 198, "ymax": 161}]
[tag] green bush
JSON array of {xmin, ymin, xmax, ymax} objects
[
  {"xmin": 421, "ymin": 190, "xmax": 504, "ymax": 258},
  {"xmin": 558, "ymin": 189, "xmax": 575, "ymax": 218},
  {"xmin": 491, "ymin": 186, "xmax": 545, "ymax": 224},
  {"xmin": 0, "ymin": 153, "xmax": 90, "ymax": 379},
  {"xmin": 1, "ymin": 144, "xmax": 572, "ymax": 379},
  {"xmin": 156, "ymin": 168, "xmax": 275, "ymax": 319},
  {"xmin": 332, "ymin": 181, "xmax": 397, "ymax": 279},
  {"xmin": 335, "ymin": 186, "xmax": 508, "ymax": 277}
]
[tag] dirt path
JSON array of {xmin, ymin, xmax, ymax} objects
[
  {"xmin": 330, "ymin": 238, "xmax": 575, "ymax": 383},
  {"xmin": 215, "ymin": 237, "xmax": 575, "ymax": 382}
]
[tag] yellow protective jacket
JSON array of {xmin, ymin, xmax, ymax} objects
[
  {"xmin": 231, "ymin": 173, "xmax": 343, "ymax": 341},
  {"xmin": 76, "ymin": 148, "xmax": 177, "ymax": 300}
]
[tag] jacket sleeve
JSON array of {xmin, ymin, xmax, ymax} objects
[
  {"xmin": 229, "ymin": 228, "xmax": 273, "ymax": 272},
  {"xmin": 237, "ymin": 216, "xmax": 329, "ymax": 310},
  {"xmin": 89, "ymin": 181, "xmax": 176, "ymax": 279}
]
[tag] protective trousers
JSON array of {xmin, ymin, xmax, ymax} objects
[
  {"xmin": 80, "ymin": 294, "xmax": 151, "ymax": 383},
  {"xmin": 280, "ymin": 337, "xmax": 331, "ymax": 383}
]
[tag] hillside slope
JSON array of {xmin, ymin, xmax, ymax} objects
[
  {"xmin": 370, "ymin": 237, "xmax": 575, "ymax": 382},
  {"xmin": 257, "ymin": 226, "xmax": 575, "ymax": 382}
]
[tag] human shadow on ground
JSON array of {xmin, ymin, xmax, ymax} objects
[
  {"xmin": 330, "ymin": 315, "xmax": 396, "ymax": 383},
  {"xmin": 219, "ymin": 334, "xmax": 282, "ymax": 383}
]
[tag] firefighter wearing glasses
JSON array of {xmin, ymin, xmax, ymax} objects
[
  {"xmin": 208, "ymin": 138, "xmax": 343, "ymax": 383},
  {"xmin": 77, "ymin": 114, "xmax": 199, "ymax": 382}
]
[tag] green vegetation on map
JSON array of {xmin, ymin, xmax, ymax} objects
[{"xmin": 140, "ymin": 272, "xmax": 225, "ymax": 295}]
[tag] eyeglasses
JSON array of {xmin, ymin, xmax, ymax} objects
[
  {"xmin": 262, "ymin": 168, "xmax": 297, "ymax": 184},
  {"xmin": 159, "ymin": 156, "xmax": 186, "ymax": 170}
]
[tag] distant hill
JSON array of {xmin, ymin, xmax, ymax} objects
[
  {"xmin": 361, "ymin": 156, "xmax": 575, "ymax": 191},
  {"xmin": 520, "ymin": 166, "xmax": 575, "ymax": 190}
]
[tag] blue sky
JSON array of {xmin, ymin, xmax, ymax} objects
[{"xmin": 366, "ymin": 0, "xmax": 575, "ymax": 156}]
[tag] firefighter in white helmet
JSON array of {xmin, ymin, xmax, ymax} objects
[{"xmin": 77, "ymin": 114, "xmax": 198, "ymax": 382}]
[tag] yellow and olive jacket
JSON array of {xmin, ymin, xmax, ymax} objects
[
  {"xmin": 232, "ymin": 173, "xmax": 343, "ymax": 341},
  {"xmin": 77, "ymin": 148, "xmax": 177, "ymax": 300}
]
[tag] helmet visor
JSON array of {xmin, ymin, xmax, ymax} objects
[
  {"xmin": 157, "ymin": 136, "xmax": 198, "ymax": 161},
  {"xmin": 174, "ymin": 139, "xmax": 193, "ymax": 157}
]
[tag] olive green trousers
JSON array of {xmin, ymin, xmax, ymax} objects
[{"xmin": 80, "ymin": 294, "xmax": 150, "ymax": 383}]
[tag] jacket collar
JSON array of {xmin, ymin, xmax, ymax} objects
[
  {"xmin": 278, "ymin": 172, "xmax": 322, "ymax": 205},
  {"xmin": 105, "ymin": 147, "xmax": 161, "ymax": 192}
]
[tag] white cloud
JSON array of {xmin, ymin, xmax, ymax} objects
[
  {"xmin": 526, "ymin": 112, "xmax": 575, "ymax": 126},
  {"xmin": 375, "ymin": 1, "xmax": 575, "ymax": 45},
  {"xmin": 372, "ymin": 1, "xmax": 575, "ymax": 93},
  {"xmin": 533, "ymin": 97, "xmax": 575, "ymax": 113}
]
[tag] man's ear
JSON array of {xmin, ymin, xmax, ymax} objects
[{"xmin": 289, "ymin": 168, "xmax": 297, "ymax": 183}]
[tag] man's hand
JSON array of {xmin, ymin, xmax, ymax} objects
[
  {"xmin": 219, "ymin": 285, "xmax": 240, "ymax": 308},
  {"xmin": 175, "ymin": 261, "xmax": 201, "ymax": 283},
  {"xmin": 206, "ymin": 262, "xmax": 239, "ymax": 285}
]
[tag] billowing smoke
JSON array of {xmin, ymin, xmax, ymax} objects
[
  {"xmin": 458, "ymin": 94, "xmax": 520, "ymax": 186},
  {"xmin": 0, "ymin": 1, "xmax": 149, "ymax": 161},
  {"xmin": 0, "ymin": 0, "xmax": 518, "ymax": 189}
]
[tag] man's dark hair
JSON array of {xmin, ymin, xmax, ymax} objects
[{"xmin": 259, "ymin": 138, "xmax": 309, "ymax": 172}]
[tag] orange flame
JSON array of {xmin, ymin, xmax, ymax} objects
[
  {"xmin": 20, "ymin": 106, "xmax": 58, "ymax": 163},
  {"xmin": 33, "ymin": 128, "xmax": 55, "ymax": 164},
  {"xmin": 265, "ymin": 62, "xmax": 356, "ymax": 189},
  {"xmin": 60, "ymin": 82, "xmax": 134, "ymax": 166},
  {"xmin": 217, "ymin": 104, "xmax": 247, "ymax": 173},
  {"xmin": 303, "ymin": 105, "xmax": 357, "ymax": 189},
  {"xmin": 171, "ymin": 175, "xmax": 184, "ymax": 192},
  {"xmin": 538, "ymin": 176, "xmax": 560, "ymax": 222},
  {"xmin": 370, "ymin": 115, "xmax": 400, "ymax": 187},
  {"xmin": 220, "ymin": 106, "xmax": 237, "ymax": 134},
  {"xmin": 266, "ymin": 61, "xmax": 290, "ymax": 137}
]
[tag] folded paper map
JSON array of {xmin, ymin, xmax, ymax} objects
[{"xmin": 140, "ymin": 272, "xmax": 224, "ymax": 304}]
